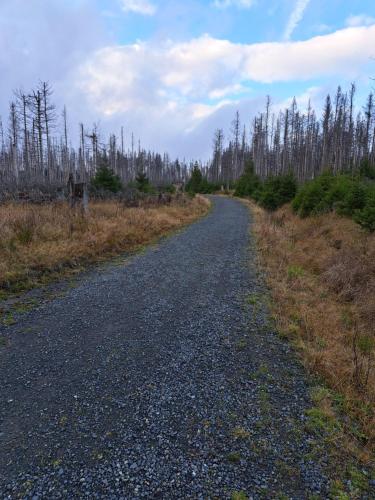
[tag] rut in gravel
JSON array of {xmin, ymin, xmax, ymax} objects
[{"xmin": 0, "ymin": 196, "xmax": 332, "ymax": 499}]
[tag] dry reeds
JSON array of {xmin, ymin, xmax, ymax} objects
[
  {"xmin": 0, "ymin": 195, "xmax": 210, "ymax": 294},
  {"xmin": 247, "ymin": 201, "xmax": 375, "ymax": 459}
]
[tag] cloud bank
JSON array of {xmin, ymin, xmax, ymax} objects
[
  {"xmin": 80, "ymin": 24, "xmax": 375, "ymax": 116},
  {"xmin": 73, "ymin": 23, "xmax": 375, "ymax": 157},
  {"xmin": 346, "ymin": 14, "xmax": 375, "ymax": 27}
]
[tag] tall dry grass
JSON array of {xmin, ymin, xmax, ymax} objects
[
  {"xmin": 247, "ymin": 201, "xmax": 375, "ymax": 459},
  {"xmin": 0, "ymin": 195, "xmax": 210, "ymax": 294}
]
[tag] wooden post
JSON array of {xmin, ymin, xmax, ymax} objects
[{"xmin": 67, "ymin": 174, "xmax": 89, "ymax": 215}]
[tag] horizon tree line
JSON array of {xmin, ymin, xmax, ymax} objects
[
  {"xmin": 2, "ymin": 82, "xmax": 375, "ymax": 193},
  {"xmin": 206, "ymin": 84, "xmax": 375, "ymax": 184},
  {"xmin": 0, "ymin": 82, "xmax": 193, "ymax": 192}
]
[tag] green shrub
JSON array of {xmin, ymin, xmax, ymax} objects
[
  {"xmin": 336, "ymin": 182, "xmax": 367, "ymax": 216},
  {"xmin": 135, "ymin": 172, "xmax": 155, "ymax": 193},
  {"xmin": 291, "ymin": 172, "xmax": 363, "ymax": 217},
  {"xmin": 186, "ymin": 163, "xmax": 218, "ymax": 194},
  {"xmin": 292, "ymin": 172, "xmax": 335, "ymax": 217},
  {"xmin": 292, "ymin": 171, "xmax": 375, "ymax": 231},
  {"xmin": 163, "ymin": 184, "xmax": 176, "ymax": 194},
  {"xmin": 354, "ymin": 207, "xmax": 375, "ymax": 231},
  {"xmin": 292, "ymin": 182, "xmax": 324, "ymax": 217},
  {"xmin": 252, "ymin": 189, "xmax": 262, "ymax": 203},
  {"xmin": 359, "ymin": 158, "xmax": 375, "ymax": 180},
  {"xmin": 277, "ymin": 173, "xmax": 298, "ymax": 204},
  {"xmin": 92, "ymin": 163, "xmax": 122, "ymax": 193},
  {"xmin": 324, "ymin": 175, "xmax": 353, "ymax": 207},
  {"xmin": 258, "ymin": 186, "xmax": 280, "ymax": 211},
  {"xmin": 258, "ymin": 174, "xmax": 297, "ymax": 211},
  {"xmin": 235, "ymin": 162, "xmax": 296, "ymax": 211},
  {"xmin": 199, "ymin": 177, "xmax": 217, "ymax": 194},
  {"xmin": 234, "ymin": 160, "xmax": 260, "ymax": 197},
  {"xmin": 186, "ymin": 163, "xmax": 203, "ymax": 193}
]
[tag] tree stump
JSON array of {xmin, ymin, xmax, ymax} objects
[{"xmin": 68, "ymin": 174, "xmax": 89, "ymax": 215}]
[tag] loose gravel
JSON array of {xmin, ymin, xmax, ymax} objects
[{"xmin": 0, "ymin": 196, "xmax": 337, "ymax": 498}]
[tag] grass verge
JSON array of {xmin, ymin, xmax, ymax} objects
[
  {"xmin": 0, "ymin": 195, "xmax": 210, "ymax": 298},
  {"xmin": 244, "ymin": 200, "xmax": 374, "ymax": 465}
]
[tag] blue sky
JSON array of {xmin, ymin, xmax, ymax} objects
[
  {"xmin": 98, "ymin": 0, "xmax": 373, "ymax": 43},
  {"xmin": 1, "ymin": 0, "xmax": 375, "ymax": 159}
]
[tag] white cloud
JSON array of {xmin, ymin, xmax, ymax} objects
[
  {"xmin": 283, "ymin": 0, "xmax": 311, "ymax": 40},
  {"xmin": 75, "ymin": 24, "xmax": 375, "ymax": 157},
  {"xmin": 5, "ymin": 0, "xmax": 375, "ymax": 161},
  {"xmin": 119, "ymin": 0, "xmax": 156, "ymax": 16},
  {"xmin": 212, "ymin": 0, "xmax": 255, "ymax": 9},
  {"xmin": 79, "ymin": 25, "xmax": 375, "ymax": 116},
  {"xmin": 0, "ymin": 0, "xmax": 107, "ymax": 116},
  {"xmin": 346, "ymin": 14, "xmax": 375, "ymax": 27},
  {"xmin": 209, "ymin": 83, "xmax": 248, "ymax": 100}
]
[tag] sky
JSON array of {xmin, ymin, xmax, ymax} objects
[{"xmin": 1, "ymin": 0, "xmax": 375, "ymax": 160}]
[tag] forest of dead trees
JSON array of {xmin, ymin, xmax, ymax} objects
[
  {"xmin": 1, "ymin": 82, "xmax": 375, "ymax": 196},
  {"xmin": 207, "ymin": 84, "xmax": 375, "ymax": 185},
  {"xmin": 0, "ymin": 82, "xmax": 189, "ymax": 196}
]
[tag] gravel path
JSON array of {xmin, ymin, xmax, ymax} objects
[{"xmin": 1, "ymin": 196, "xmax": 332, "ymax": 499}]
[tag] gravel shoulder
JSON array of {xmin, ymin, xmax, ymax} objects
[{"xmin": 1, "ymin": 196, "xmax": 337, "ymax": 498}]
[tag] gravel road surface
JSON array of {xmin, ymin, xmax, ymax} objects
[{"xmin": 1, "ymin": 196, "xmax": 333, "ymax": 498}]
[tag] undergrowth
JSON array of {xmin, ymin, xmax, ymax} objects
[
  {"xmin": 246, "ymin": 200, "xmax": 375, "ymax": 465},
  {"xmin": 234, "ymin": 160, "xmax": 297, "ymax": 211},
  {"xmin": 292, "ymin": 171, "xmax": 375, "ymax": 231},
  {"xmin": 235, "ymin": 161, "xmax": 375, "ymax": 231},
  {"xmin": 0, "ymin": 195, "xmax": 210, "ymax": 297}
]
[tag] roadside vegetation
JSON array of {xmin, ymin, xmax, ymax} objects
[
  {"xmin": 185, "ymin": 162, "xmax": 222, "ymax": 194},
  {"xmin": 236, "ymin": 165, "xmax": 375, "ymax": 462},
  {"xmin": 0, "ymin": 193, "xmax": 210, "ymax": 297},
  {"xmin": 235, "ymin": 160, "xmax": 297, "ymax": 211},
  {"xmin": 235, "ymin": 159, "xmax": 375, "ymax": 231},
  {"xmin": 292, "ymin": 168, "xmax": 375, "ymax": 232}
]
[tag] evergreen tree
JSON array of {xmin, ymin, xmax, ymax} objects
[
  {"xmin": 186, "ymin": 163, "xmax": 203, "ymax": 193},
  {"xmin": 234, "ymin": 159, "xmax": 260, "ymax": 197},
  {"xmin": 135, "ymin": 171, "xmax": 151, "ymax": 193},
  {"xmin": 91, "ymin": 156, "xmax": 122, "ymax": 193}
]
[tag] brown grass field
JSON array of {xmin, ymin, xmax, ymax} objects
[
  {"xmin": 247, "ymin": 200, "xmax": 375, "ymax": 462},
  {"xmin": 0, "ymin": 195, "xmax": 210, "ymax": 296}
]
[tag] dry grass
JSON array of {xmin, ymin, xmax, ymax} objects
[
  {"xmin": 0, "ymin": 195, "xmax": 210, "ymax": 295},
  {"xmin": 246, "ymin": 200, "xmax": 375, "ymax": 460}
]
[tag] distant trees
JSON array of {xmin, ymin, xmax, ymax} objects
[
  {"xmin": 0, "ymin": 82, "xmax": 190, "ymax": 192},
  {"xmin": 3, "ymin": 81, "xmax": 375, "ymax": 197},
  {"xmin": 212, "ymin": 128, "xmax": 224, "ymax": 185},
  {"xmin": 207, "ymin": 84, "xmax": 375, "ymax": 185}
]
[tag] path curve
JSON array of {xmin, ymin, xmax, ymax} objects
[{"xmin": 1, "ymin": 196, "xmax": 329, "ymax": 498}]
